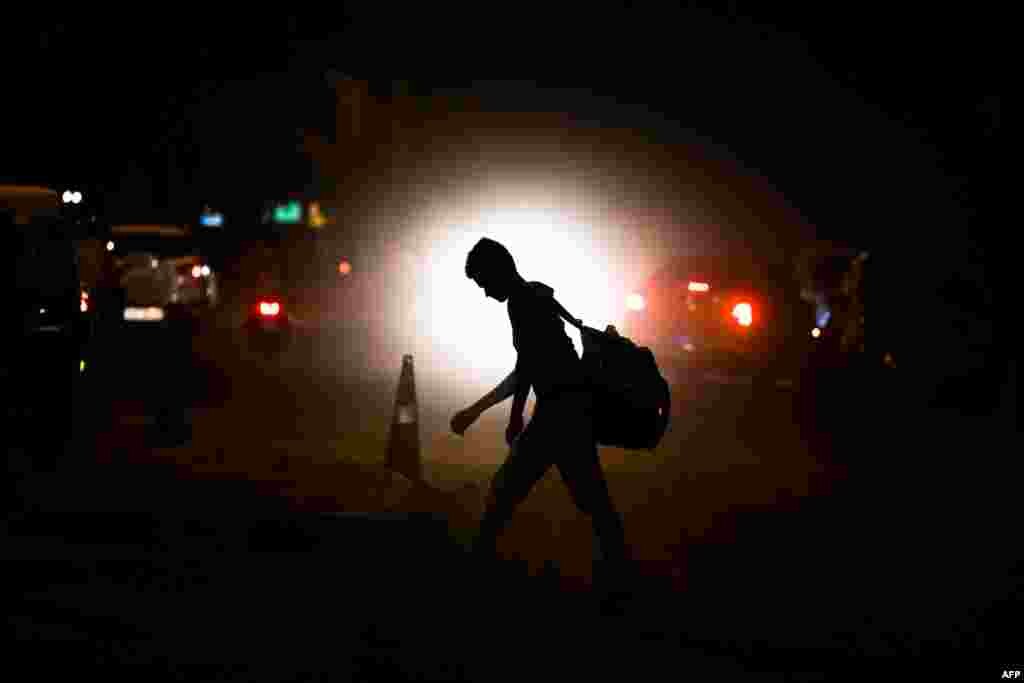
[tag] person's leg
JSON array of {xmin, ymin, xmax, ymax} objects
[
  {"xmin": 559, "ymin": 451, "xmax": 628, "ymax": 568},
  {"xmin": 563, "ymin": 462, "xmax": 633, "ymax": 615},
  {"xmin": 554, "ymin": 394, "xmax": 630, "ymax": 588},
  {"xmin": 471, "ymin": 423, "xmax": 551, "ymax": 560}
]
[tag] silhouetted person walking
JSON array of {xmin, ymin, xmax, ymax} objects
[{"xmin": 450, "ymin": 238, "xmax": 631, "ymax": 604}]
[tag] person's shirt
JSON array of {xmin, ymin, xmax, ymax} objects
[{"xmin": 507, "ymin": 280, "xmax": 585, "ymax": 400}]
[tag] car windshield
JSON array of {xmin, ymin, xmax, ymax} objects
[{"xmin": 111, "ymin": 234, "xmax": 199, "ymax": 259}]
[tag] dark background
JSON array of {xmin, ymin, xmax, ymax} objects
[
  {"xmin": 3, "ymin": 6, "xmax": 1009, "ymax": 393},
  {"xmin": 4, "ymin": 6, "xmax": 1005, "ymax": 241},
  {"xmin": 3, "ymin": 8, "xmax": 1015, "ymax": 678}
]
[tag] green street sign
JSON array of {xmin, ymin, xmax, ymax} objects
[{"xmin": 273, "ymin": 201, "xmax": 302, "ymax": 224}]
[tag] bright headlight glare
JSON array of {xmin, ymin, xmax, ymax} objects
[{"xmin": 626, "ymin": 293, "xmax": 645, "ymax": 311}]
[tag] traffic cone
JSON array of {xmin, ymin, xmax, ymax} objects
[{"xmin": 386, "ymin": 354, "xmax": 422, "ymax": 481}]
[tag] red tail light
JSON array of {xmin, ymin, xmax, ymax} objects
[
  {"xmin": 259, "ymin": 301, "xmax": 281, "ymax": 317},
  {"xmin": 688, "ymin": 281, "xmax": 710, "ymax": 292}
]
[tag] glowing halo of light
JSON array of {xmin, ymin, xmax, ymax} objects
[
  {"xmin": 360, "ymin": 178, "xmax": 692, "ymax": 419},
  {"xmin": 413, "ymin": 203, "xmax": 626, "ymax": 396}
]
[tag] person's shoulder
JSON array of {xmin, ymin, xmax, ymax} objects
[
  {"xmin": 511, "ymin": 282, "xmax": 551, "ymax": 308},
  {"xmin": 525, "ymin": 281, "xmax": 554, "ymax": 300},
  {"xmin": 517, "ymin": 284, "xmax": 560, "ymax": 326}
]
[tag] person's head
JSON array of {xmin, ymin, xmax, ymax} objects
[{"xmin": 465, "ymin": 237, "xmax": 522, "ymax": 302}]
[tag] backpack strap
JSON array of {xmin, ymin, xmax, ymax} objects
[{"xmin": 550, "ymin": 297, "xmax": 583, "ymax": 330}]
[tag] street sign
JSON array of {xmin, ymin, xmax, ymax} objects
[
  {"xmin": 308, "ymin": 201, "xmax": 327, "ymax": 229},
  {"xmin": 273, "ymin": 201, "xmax": 302, "ymax": 224},
  {"xmin": 200, "ymin": 212, "xmax": 224, "ymax": 227}
]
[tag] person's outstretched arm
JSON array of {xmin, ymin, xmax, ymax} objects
[
  {"xmin": 472, "ymin": 370, "xmax": 520, "ymax": 415},
  {"xmin": 451, "ymin": 370, "xmax": 520, "ymax": 435}
]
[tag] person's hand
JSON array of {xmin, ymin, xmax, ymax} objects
[
  {"xmin": 450, "ymin": 408, "xmax": 479, "ymax": 437},
  {"xmin": 505, "ymin": 411, "xmax": 525, "ymax": 446}
]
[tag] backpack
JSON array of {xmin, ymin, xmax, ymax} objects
[{"xmin": 551, "ymin": 298, "xmax": 671, "ymax": 451}]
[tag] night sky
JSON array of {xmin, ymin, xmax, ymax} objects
[{"xmin": 4, "ymin": 7, "xmax": 1004, "ymax": 254}]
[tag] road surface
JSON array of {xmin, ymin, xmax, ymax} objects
[{"xmin": 4, "ymin": 295, "xmax": 1019, "ymax": 680}]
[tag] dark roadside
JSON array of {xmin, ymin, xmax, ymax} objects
[
  {"xmin": 3, "ymin": 450, "xmax": 757, "ymax": 682},
  {"xmin": 4, "ymin": 360, "xmax": 1019, "ymax": 681}
]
